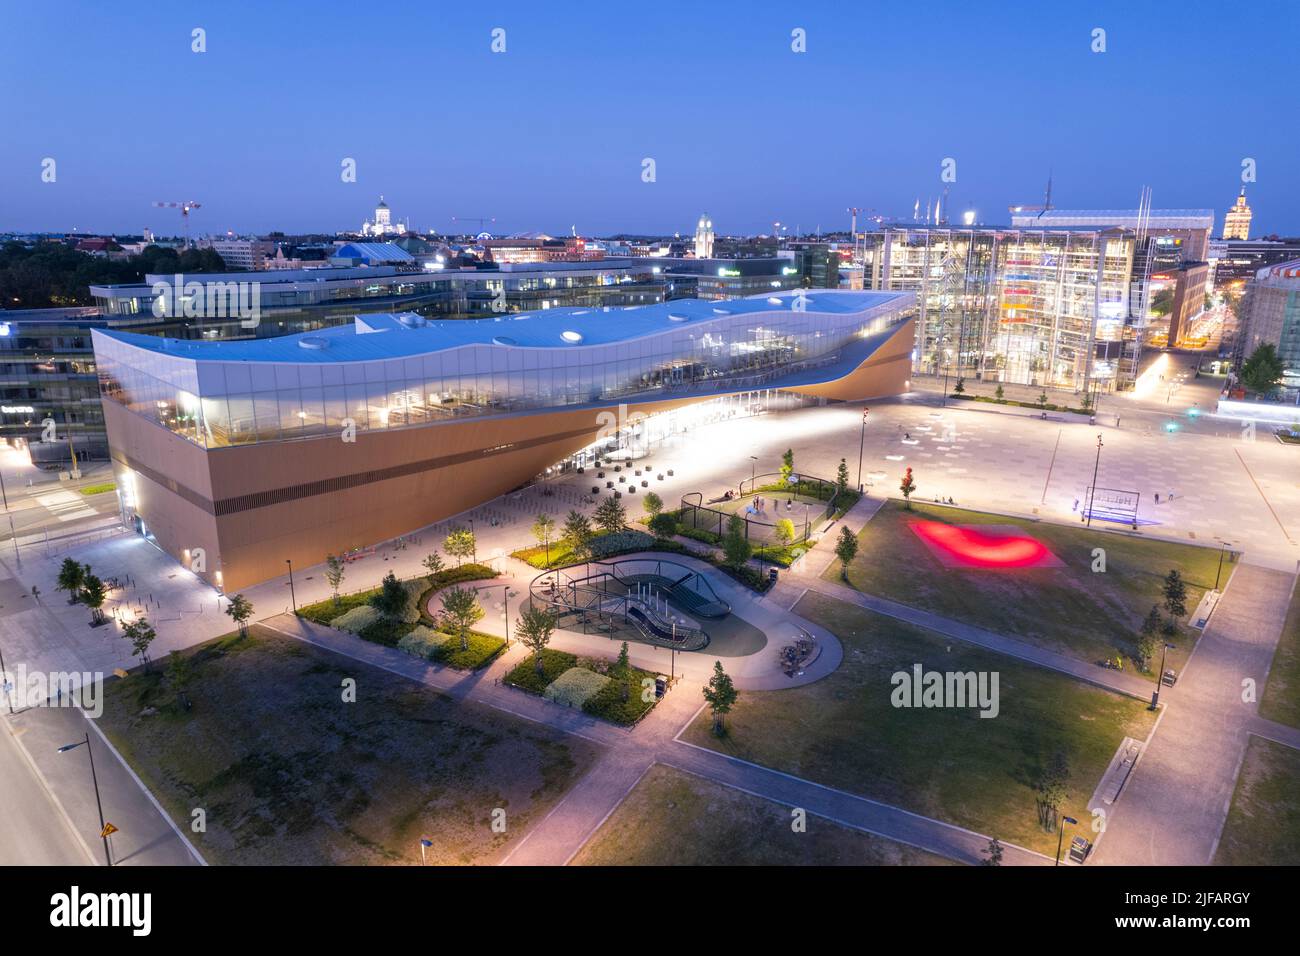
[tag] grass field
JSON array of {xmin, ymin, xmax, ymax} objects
[
  {"xmin": 1214, "ymin": 736, "xmax": 1300, "ymax": 865},
  {"xmin": 98, "ymin": 627, "xmax": 597, "ymax": 865},
  {"xmin": 1260, "ymin": 586, "xmax": 1300, "ymax": 728},
  {"xmin": 682, "ymin": 591, "xmax": 1157, "ymax": 856},
  {"xmin": 833, "ymin": 500, "xmax": 1225, "ymax": 676},
  {"xmin": 571, "ymin": 765, "xmax": 955, "ymax": 865}
]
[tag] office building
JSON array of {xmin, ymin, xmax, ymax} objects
[{"xmin": 1223, "ymin": 188, "xmax": 1253, "ymax": 241}]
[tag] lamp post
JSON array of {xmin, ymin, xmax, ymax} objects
[
  {"xmin": 856, "ymin": 407, "xmax": 869, "ymax": 492},
  {"xmin": 0, "ymin": 466, "xmax": 19, "ymax": 568},
  {"xmin": 1215, "ymin": 541, "xmax": 1232, "ymax": 591},
  {"xmin": 1085, "ymin": 434, "xmax": 1103, "ymax": 528},
  {"xmin": 1055, "ymin": 815, "xmax": 1079, "ymax": 866},
  {"xmin": 285, "ymin": 559, "xmax": 297, "ymax": 613},
  {"xmin": 0, "ymin": 638, "xmax": 15, "ymax": 715},
  {"xmin": 502, "ymin": 584, "xmax": 510, "ymax": 648},
  {"xmin": 1150, "ymin": 642, "xmax": 1175, "ymax": 710},
  {"xmin": 748, "ymin": 456, "xmax": 757, "ymax": 496},
  {"xmin": 57, "ymin": 733, "xmax": 112, "ymax": 866}
]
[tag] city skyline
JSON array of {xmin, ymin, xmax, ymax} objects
[{"xmin": 2, "ymin": 0, "xmax": 1295, "ymax": 236}]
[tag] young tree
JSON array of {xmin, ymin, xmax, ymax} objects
[
  {"xmin": 780, "ymin": 448, "xmax": 795, "ymax": 487},
  {"xmin": 515, "ymin": 605, "xmax": 556, "ymax": 675},
  {"xmin": 1240, "ymin": 342, "xmax": 1285, "ymax": 393},
  {"xmin": 444, "ymin": 528, "xmax": 476, "ymax": 567},
  {"xmin": 1161, "ymin": 569, "xmax": 1187, "ymax": 634},
  {"xmin": 57, "ymin": 557, "xmax": 86, "ymax": 604},
  {"xmin": 703, "ymin": 660, "xmax": 739, "ymax": 737},
  {"xmin": 649, "ymin": 511, "xmax": 678, "ymax": 539},
  {"xmin": 562, "ymin": 510, "xmax": 594, "ymax": 559},
  {"xmin": 995, "ymin": 384, "xmax": 1005, "ymax": 401},
  {"xmin": 899, "ymin": 467, "xmax": 916, "ymax": 509},
  {"xmin": 532, "ymin": 513, "xmax": 557, "ymax": 566},
  {"xmin": 614, "ymin": 640, "xmax": 631, "ymax": 677},
  {"xmin": 722, "ymin": 514, "xmax": 752, "ymax": 568},
  {"xmin": 440, "ymin": 585, "xmax": 484, "ymax": 652},
  {"xmin": 836, "ymin": 458, "xmax": 850, "ymax": 501},
  {"xmin": 166, "ymin": 650, "xmax": 194, "ymax": 711},
  {"xmin": 369, "ymin": 571, "xmax": 408, "ymax": 618},
  {"xmin": 123, "ymin": 616, "xmax": 157, "ymax": 671},
  {"xmin": 325, "ymin": 554, "xmax": 346, "ymax": 605},
  {"xmin": 773, "ymin": 517, "xmax": 796, "ymax": 549},
  {"xmin": 593, "ymin": 496, "xmax": 627, "ymax": 536},
  {"xmin": 225, "ymin": 593, "xmax": 253, "ymax": 636},
  {"xmin": 834, "ymin": 525, "xmax": 858, "ymax": 581},
  {"xmin": 1034, "ymin": 751, "xmax": 1070, "ymax": 832},
  {"xmin": 1137, "ymin": 605, "xmax": 1161, "ymax": 669},
  {"xmin": 642, "ymin": 490, "xmax": 664, "ymax": 517},
  {"xmin": 1037, "ymin": 390, "xmax": 1049, "ymax": 409},
  {"xmin": 980, "ymin": 838, "xmax": 1004, "ymax": 867},
  {"xmin": 80, "ymin": 573, "xmax": 107, "ymax": 625},
  {"xmin": 421, "ymin": 551, "xmax": 444, "ymax": 579},
  {"xmin": 953, "ymin": 377, "xmax": 966, "ymax": 395}
]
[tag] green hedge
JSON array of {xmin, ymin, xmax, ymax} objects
[
  {"xmin": 950, "ymin": 393, "xmax": 1093, "ymax": 416},
  {"xmin": 505, "ymin": 648, "xmax": 579, "ymax": 695},
  {"xmin": 583, "ymin": 666, "xmax": 659, "ymax": 724}
]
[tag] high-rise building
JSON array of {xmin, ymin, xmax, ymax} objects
[
  {"xmin": 1236, "ymin": 259, "xmax": 1300, "ymax": 385},
  {"xmin": 693, "ymin": 214, "xmax": 715, "ymax": 258},
  {"xmin": 1223, "ymin": 188, "xmax": 1253, "ymax": 240}
]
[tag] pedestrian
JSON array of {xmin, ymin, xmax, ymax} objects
[
  {"xmin": 1072, "ymin": 498, "xmax": 1079, "ymax": 512},
  {"xmin": 1154, "ymin": 493, "xmax": 1160, "ymax": 504}
]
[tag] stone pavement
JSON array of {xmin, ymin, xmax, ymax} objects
[{"xmin": 1092, "ymin": 562, "xmax": 1297, "ymax": 865}]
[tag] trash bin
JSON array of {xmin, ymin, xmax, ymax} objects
[{"xmin": 768, "ymin": 567, "xmax": 779, "ymax": 585}]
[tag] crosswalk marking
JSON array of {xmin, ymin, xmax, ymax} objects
[{"xmin": 33, "ymin": 489, "xmax": 98, "ymax": 523}]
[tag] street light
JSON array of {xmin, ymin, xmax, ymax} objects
[
  {"xmin": 57, "ymin": 733, "xmax": 112, "ymax": 866},
  {"xmin": 856, "ymin": 407, "xmax": 869, "ymax": 492},
  {"xmin": 285, "ymin": 559, "xmax": 297, "ymax": 613},
  {"xmin": 502, "ymin": 584, "xmax": 510, "ymax": 648},
  {"xmin": 1055, "ymin": 815, "xmax": 1079, "ymax": 866},
  {"xmin": 1085, "ymin": 434, "xmax": 1103, "ymax": 528},
  {"xmin": 748, "ymin": 456, "xmax": 758, "ymax": 495},
  {"xmin": 0, "ymin": 638, "xmax": 15, "ymax": 715},
  {"xmin": 1215, "ymin": 541, "xmax": 1233, "ymax": 591},
  {"xmin": 1150, "ymin": 642, "xmax": 1176, "ymax": 710},
  {"xmin": 0, "ymin": 465, "xmax": 18, "ymax": 568}
]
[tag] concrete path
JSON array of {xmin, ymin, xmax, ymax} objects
[{"xmin": 1092, "ymin": 562, "xmax": 1297, "ymax": 865}]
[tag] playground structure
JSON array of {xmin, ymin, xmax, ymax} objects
[
  {"xmin": 528, "ymin": 557, "xmax": 731, "ymax": 652},
  {"xmin": 679, "ymin": 472, "xmax": 845, "ymax": 546}
]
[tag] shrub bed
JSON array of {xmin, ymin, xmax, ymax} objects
[
  {"xmin": 505, "ymin": 649, "xmax": 579, "ymax": 695},
  {"xmin": 329, "ymin": 605, "xmax": 383, "ymax": 634},
  {"xmin": 543, "ymin": 668, "xmax": 611, "ymax": 708},
  {"xmin": 583, "ymin": 666, "xmax": 659, "ymax": 724},
  {"xmin": 397, "ymin": 626, "xmax": 506, "ymax": 670}
]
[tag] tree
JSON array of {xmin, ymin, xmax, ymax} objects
[
  {"xmin": 57, "ymin": 557, "xmax": 86, "ymax": 604},
  {"xmin": 834, "ymin": 525, "xmax": 858, "ymax": 580},
  {"xmin": 773, "ymin": 517, "xmax": 796, "ymax": 549},
  {"xmin": 899, "ymin": 467, "xmax": 916, "ymax": 509},
  {"xmin": 780, "ymin": 448, "xmax": 794, "ymax": 487},
  {"xmin": 722, "ymin": 514, "xmax": 752, "ymax": 568},
  {"xmin": 325, "ymin": 555, "xmax": 346, "ymax": 605},
  {"xmin": 1034, "ymin": 751, "xmax": 1070, "ymax": 832},
  {"xmin": 122, "ymin": 616, "xmax": 157, "ymax": 671},
  {"xmin": 980, "ymin": 838, "xmax": 1004, "ymax": 867},
  {"xmin": 515, "ymin": 605, "xmax": 556, "ymax": 675},
  {"xmin": 562, "ymin": 510, "xmax": 594, "ymax": 559},
  {"xmin": 642, "ymin": 490, "xmax": 664, "ymax": 517},
  {"xmin": 953, "ymin": 377, "xmax": 966, "ymax": 395},
  {"xmin": 440, "ymin": 585, "xmax": 484, "ymax": 652},
  {"xmin": 80, "ymin": 574, "xmax": 107, "ymax": 625},
  {"xmin": 225, "ymin": 594, "xmax": 253, "ymax": 636},
  {"xmin": 1162, "ymin": 569, "xmax": 1187, "ymax": 634},
  {"xmin": 995, "ymin": 384, "xmax": 1005, "ymax": 400},
  {"xmin": 703, "ymin": 661, "xmax": 739, "ymax": 737},
  {"xmin": 593, "ymin": 496, "xmax": 627, "ymax": 535},
  {"xmin": 836, "ymin": 458, "xmax": 850, "ymax": 502},
  {"xmin": 1037, "ymin": 390, "xmax": 1049, "ymax": 409},
  {"xmin": 649, "ymin": 511, "xmax": 679, "ymax": 539},
  {"xmin": 1240, "ymin": 342, "xmax": 1285, "ymax": 393},
  {"xmin": 1137, "ymin": 605, "xmax": 1161, "ymax": 669},
  {"xmin": 531, "ymin": 513, "xmax": 557, "ymax": 566},
  {"xmin": 369, "ymin": 571, "xmax": 407, "ymax": 618},
  {"xmin": 166, "ymin": 650, "xmax": 194, "ymax": 711},
  {"xmin": 1149, "ymin": 287, "xmax": 1174, "ymax": 317},
  {"xmin": 614, "ymin": 641, "xmax": 631, "ymax": 677},
  {"xmin": 444, "ymin": 528, "xmax": 476, "ymax": 567}
]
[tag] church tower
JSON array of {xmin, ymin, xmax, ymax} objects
[{"xmin": 693, "ymin": 213, "xmax": 715, "ymax": 258}]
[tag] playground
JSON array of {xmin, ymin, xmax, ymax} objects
[{"xmin": 528, "ymin": 556, "xmax": 766, "ymax": 657}]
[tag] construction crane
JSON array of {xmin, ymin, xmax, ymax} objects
[
  {"xmin": 451, "ymin": 215, "xmax": 496, "ymax": 234},
  {"xmin": 151, "ymin": 200, "xmax": 202, "ymax": 246}
]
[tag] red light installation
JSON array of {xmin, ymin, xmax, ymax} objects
[{"xmin": 909, "ymin": 520, "xmax": 1058, "ymax": 569}]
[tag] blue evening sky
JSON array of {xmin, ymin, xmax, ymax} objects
[{"xmin": 1, "ymin": 0, "xmax": 1294, "ymax": 237}]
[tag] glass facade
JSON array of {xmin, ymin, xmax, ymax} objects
[
  {"xmin": 864, "ymin": 228, "xmax": 1135, "ymax": 391},
  {"xmin": 94, "ymin": 300, "xmax": 906, "ymax": 449}
]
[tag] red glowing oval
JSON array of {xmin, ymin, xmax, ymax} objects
[{"xmin": 910, "ymin": 520, "xmax": 1052, "ymax": 568}]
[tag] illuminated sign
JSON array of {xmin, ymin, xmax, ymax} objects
[
  {"xmin": 717, "ymin": 268, "xmax": 740, "ymax": 277},
  {"xmin": 1, "ymin": 405, "xmax": 35, "ymax": 414}
]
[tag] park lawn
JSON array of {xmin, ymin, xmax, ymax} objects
[
  {"xmin": 97, "ymin": 627, "xmax": 597, "ymax": 865},
  {"xmin": 1260, "ymin": 586, "xmax": 1300, "ymax": 728},
  {"xmin": 571, "ymin": 764, "xmax": 955, "ymax": 865},
  {"xmin": 683, "ymin": 591, "xmax": 1157, "ymax": 856},
  {"xmin": 832, "ymin": 500, "xmax": 1225, "ymax": 678},
  {"xmin": 1213, "ymin": 736, "xmax": 1300, "ymax": 865}
]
